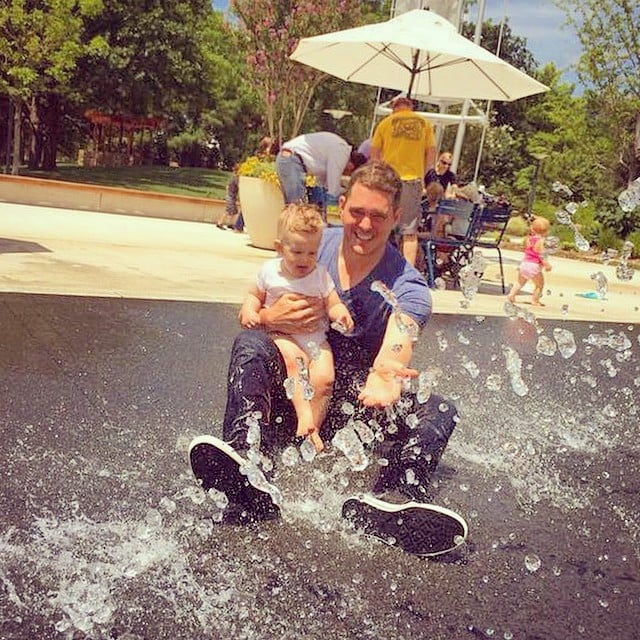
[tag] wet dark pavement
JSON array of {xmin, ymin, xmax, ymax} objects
[{"xmin": 1, "ymin": 292, "xmax": 639, "ymax": 640}]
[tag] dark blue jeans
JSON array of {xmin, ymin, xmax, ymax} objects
[{"xmin": 222, "ymin": 329, "xmax": 458, "ymax": 500}]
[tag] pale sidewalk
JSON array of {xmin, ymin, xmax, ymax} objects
[{"xmin": 1, "ymin": 202, "xmax": 638, "ymax": 323}]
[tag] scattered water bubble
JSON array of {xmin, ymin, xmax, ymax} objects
[
  {"xmin": 617, "ymin": 177, "xmax": 640, "ymax": 212},
  {"xmin": 331, "ymin": 426, "xmax": 369, "ymax": 471},
  {"xmin": 281, "ymin": 445, "xmax": 300, "ymax": 467},
  {"xmin": 544, "ymin": 235, "xmax": 561, "ymax": 254},
  {"xmin": 485, "ymin": 374, "xmax": 502, "ymax": 391},
  {"xmin": 590, "ymin": 271, "xmax": 608, "ymax": 299},
  {"xmin": 159, "ymin": 496, "xmax": 176, "ymax": 514},
  {"xmin": 283, "ymin": 377, "xmax": 295, "ymax": 399},
  {"xmin": 536, "ymin": 334, "xmax": 557, "ymax": 356},
  {"xmin": 299, "ymin": 438, "xmax": 317, "ymax": 462},
  {"xmin": 502, "ymin": 345, "xmax": 528, "ymax": 396},
  {"xmin": 553, "ymin": 328, "xmax": 577, "ymax": 359},
  {"xmin": 330, "ymin": 319, "xmax": 349, "ymax": 334},
  {"xmin": 461, "ymin": 356, "xmax": 480, "ymax": 379},
  {"xmin": 524, "ymin": 554, "xmax": 542, "ymax": 572}
]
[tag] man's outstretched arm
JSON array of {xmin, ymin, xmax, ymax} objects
[{"xmin": 358, "ymin": 312, "xmax": 419, "ymax": 408}]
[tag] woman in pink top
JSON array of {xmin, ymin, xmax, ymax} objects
[{"xmin": 507, "ymin": 216, "xmax": 552, "ymax": 306}]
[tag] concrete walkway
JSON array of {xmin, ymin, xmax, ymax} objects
[{"xmin": 1, "ymin": 202, "xmax": 638, "ymax": 322}]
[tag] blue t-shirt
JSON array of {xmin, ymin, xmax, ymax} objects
[{"xmin": 318, "ymin": 227, "xmax": 431, "ymax": 364}]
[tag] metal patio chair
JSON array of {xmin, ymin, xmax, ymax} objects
[
  {"xmin": 471, "ymin": 201, "xmax": 512, "ymax": 293},
  {"xmin": 421, "ymin": 199, "xmax": 481, "ymax": 288}
]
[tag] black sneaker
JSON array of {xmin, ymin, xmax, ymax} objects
[
  {"xmin": 189, "ymin": 435, "xmax": 281, "ymax": 523},
  {"xmin": 342, "ymin": 494, "xmax": 468, "ymax": 557}
]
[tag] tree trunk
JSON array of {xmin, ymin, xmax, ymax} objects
[
  {"xmin": 40, "ymin": 93, "xmax": 60, "ymax": 171},
  {"xmin": 28, "ymin": 96, "xmax": 42, "ymax": 170},
  {"xmin": 11, "ymin": 98, "xmax": 22, "ymax": 175}
]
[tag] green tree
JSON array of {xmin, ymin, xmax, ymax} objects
[
  {"xmin": 554, "ymin": 0, "xmax": 640, "ymax": 183},
  {"xmin": 231, "ymin": 0, "xmax": 365, "ymax": 144},
  {"xmin": 77, "ymin": 0, "xmax": 212, "ymax": 117},
  {"xmin": 0, "ymin": 0, "xmax": 106, "ymax": 170}
]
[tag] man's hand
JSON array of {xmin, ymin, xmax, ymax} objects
[
  {"xmin": 260, "ymin": 293, "xmax": 325, "ymax": 334},
  {"xmin": 358, "ymin": 360, "xmax": 418, "ymax": 408}
]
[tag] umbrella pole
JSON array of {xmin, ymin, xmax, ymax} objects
[{"xmin": 452, "ymin": 0, "xmax": 487, "ymax": 175}]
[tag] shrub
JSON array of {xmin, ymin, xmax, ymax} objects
[
  {"xmin": 595, "ymin": 226, "xmax": 623, "ymax": 253},
  {"xmin": 506, "ymin": 215, "xmax": 529, "ymax": 237},
  {"xmin": 625, "ymin": 231, "xmax": 640, "ymax": 258}
]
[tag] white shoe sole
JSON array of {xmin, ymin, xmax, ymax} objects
[
  {"xmin": 342, "ymin": 494, "xmax": 468, "ymax": 557},
  {"xmin": 189, "ymin": 435, "xmax": 279, "ymax": 521}
]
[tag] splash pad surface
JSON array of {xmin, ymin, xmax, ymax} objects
[{"xmin": 1, "ymin": 293, "xmax": 638, "ymax": 640}]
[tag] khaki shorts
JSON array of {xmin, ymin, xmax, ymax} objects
[{"xmin": 397, "ymin": 179, "xmax": 423, "ymax": 235}]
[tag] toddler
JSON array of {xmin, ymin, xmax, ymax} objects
[
  {"xmin": 507, "ymin": 216, "xmax": 552, "ymax": 306},
  {"xmin": 240, "ymin": 204, "xmax": 354, "ymax": 452}
]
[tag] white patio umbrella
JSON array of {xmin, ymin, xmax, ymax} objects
[{"xmin": 290, "ymin": 9, "xmax": 548, "ymax": 102}]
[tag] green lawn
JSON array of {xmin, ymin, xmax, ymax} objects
[{"xmin": 20, "ymin": 165, "xmax": 230, "ymax": 200}]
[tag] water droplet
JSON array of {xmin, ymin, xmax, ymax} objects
[{"xmin": 525, "ymin": 554, "xmax": 542, "ymax": 572}]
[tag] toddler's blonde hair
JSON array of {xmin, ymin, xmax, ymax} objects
[
  {"xmin": 530, "ymin": 216, "xmax": 550, "ymax": 235},
  {"xmin": 277, "ymin": 203, "xmax": 325, "ymax": 241}
]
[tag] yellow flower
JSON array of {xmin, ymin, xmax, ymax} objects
[
  {"xmin": 305, "ymin": 174, "xmax": 318, "ymax": 187},
  {"xmin": 238, "ymin": 156, "xmax": 280, "ymax": 187}
]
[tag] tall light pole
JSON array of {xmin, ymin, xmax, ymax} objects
[{"xmin": 526, "ymin": 152, "xmax": 548, "ymax": 221}]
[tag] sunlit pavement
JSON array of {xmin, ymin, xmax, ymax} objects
[
  {"xmin": 1, "ymin": 202, "xmax": 639, "ymax": 639},
  {"xmin": 1, "ymin": 202, "xmax": 638, "ymax": 321}
]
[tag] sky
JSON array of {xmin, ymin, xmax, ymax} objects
[
  {"xmin": 212, "ymin": 0, "xmax": 584, "ymax": 91},
  {"xmin": 481, "ymin": 0, "xmax": 583, "ymax": 90}
]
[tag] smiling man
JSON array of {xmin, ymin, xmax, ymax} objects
[{"xmin": 189, "ymin": 161, "xmax": 466, "ymax": 556}]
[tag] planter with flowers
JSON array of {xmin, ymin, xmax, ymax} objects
[{"xmin": 237, "ymin": 156, "xmax": 284, "ymax": 250}]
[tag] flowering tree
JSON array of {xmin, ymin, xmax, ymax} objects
[{"xmin": 232, "ymin": 0, "xmax": 363, "ymax": 144}]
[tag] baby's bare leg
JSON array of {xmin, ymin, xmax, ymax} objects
[
  {"xmin": 272, "ymin": 336, "xmax": 314, "ymax": 438},
  {"xmin": 507, "ymin": 271, "xmax": 527, "ymax": 302},
  {"xmin": 306, "ymin": 342, "xmax": 336, "ymax": 452},
  {"xmin": 530, "ymin": 272, "xmax": 545, "ymax": 305}
]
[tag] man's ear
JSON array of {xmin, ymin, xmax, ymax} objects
[{"xmin": 274, "ymin": 239, "xmax": 283, "ymax": 254}]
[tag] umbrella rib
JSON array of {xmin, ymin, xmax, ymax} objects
[
  {"xmin": 343, "ymin": 43, "xmax": 418, "ymax": 81},
  {"xmin": 416, "ymin": 56, "xmax": 512, "ymax": 100}
]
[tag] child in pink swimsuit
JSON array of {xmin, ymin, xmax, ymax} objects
[{"xmin": 507, "ymin": 216, "xmax": 552, "ymax": 306}]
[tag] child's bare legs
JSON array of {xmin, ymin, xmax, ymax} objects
[
  {"xmin": 305, "ymin": 343, "xmax": 336, "ymax": 452},
  {"xmin": 530, "ymin": 272, "xmax": 546, "ymax": 306},
  {"xmin": 273, "ymin": 337, "xmax": 335, "ymax": 453},
  {"xmin": 272, "ymin": 336, "xmax": 315, "ymax": 440},
  {"xmin": 507, "ymin": 271, "xmax": 528, "ymax": 303}
]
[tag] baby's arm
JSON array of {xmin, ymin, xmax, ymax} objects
[
  {"xmin": 534, "ymin": 238, "xmax": 552, "ymax": 272},
  {"xmin": 239, "ymin": 285, "xmax": 266, "ymax": 328},
  {"xmin": 325, "ymin": 289, "xmax": 354, "ymax": 332}
]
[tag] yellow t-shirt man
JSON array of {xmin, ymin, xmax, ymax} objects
[{"xmin": 371, "ymin": 101, "xmax": 436, "ymax": 180}]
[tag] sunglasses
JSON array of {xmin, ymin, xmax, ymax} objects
[{"xmin": 440, "ymin": 160, "xmax": 452, "ymax": 166}]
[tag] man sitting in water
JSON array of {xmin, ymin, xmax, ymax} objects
[{"xmin": 189, "ymin": 161, "xmax": 466, "ymax": 556}]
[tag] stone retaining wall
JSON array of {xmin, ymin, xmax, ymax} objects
[{"xmin": 0, "ymin": 174, "xmax": 225, "ymax": 224}]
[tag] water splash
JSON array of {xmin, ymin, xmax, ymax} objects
[
  {"xmin": 502, "ymin": 345, "xmax": 528, "ymax": 396},
  {"xmin": 371, "ymin": 280, "xmax": 419, "ymax": 342},
  {"xmin": 553, "ymin": 327, "xmax": 577, "ymax": 359},
  {"xmin": 615, "ymin": 241, "xmax": 635, "ymax": 282},
  {"xmin": 617, "ymin": 177, "xmax": 640, "ymax": 212},
  {"xmin": 555, "ymin": 208, "xmax": 590, "ymax": 252},
  {"xmin": 590, "ymin": 271, "xmax": 608, "ymax": 299}
]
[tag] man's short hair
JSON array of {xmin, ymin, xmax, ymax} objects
[
  {"xmin": 344, "ymin": 161, "xmax": 402, "ymax": 211},
  {"xmin": 391, "ymin": 95, "xmax": 414, "ymax": 110},
  {"xmin": 349, "ymin": 151, "xmax": 367, "ymax": 170}
]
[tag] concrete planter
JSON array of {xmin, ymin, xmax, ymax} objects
[{"xmin": 238, "ymin": 175, "xmax": 283, "ymax": 250}]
